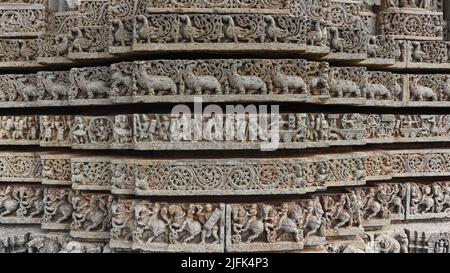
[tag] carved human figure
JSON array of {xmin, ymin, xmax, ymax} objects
[
  {"xmin": 435, "ymin": 239, "xmax": 449, "ymax": 253},
  {"xmin": 72, "ymin": 194, "xmax": 111, "ymax": 232},
  {"xmin": 134, "ymin": 114, "xmax": 159, "ymax": 142},
  {"xmin": 12, "ymin": 117, "xmax": 25, "ymax": 140},
  {"xmin": 200, "ymin": 204, "xmax": 221, "ymax": 244},
  {"xmin": 111, "ymin": 200, "xmax": 135, "ymax": 241},
  {"xmin": 111, "ymin": 164, "xmax": 127, "ymax": 189},
  {"xmin": 232, "ymin": 204, "xmax": 264, "ymax": 243},
  {"xmin": 303, "ymin": 199, "xmax": 324, "ymax": 238},
  {"xmin": 204, "ymin": 113, "xmax": 223, "ymax": 141},
  {"xmin": 170, "ymin": 113, "xmax": 191, "ymax": 141},
  {"xmin": 54, "ymin": 116, "xmax": 67, "ymax": 142},
  {"xmin": 113, "ymin": 115, "xmax": 132, "ymax": 144},
  {"xmin": 72, "ymin": 117, "xmax": 87, "ymax": 144},
  {"xmin": 134, "ymin": 202, "xmax": 166, "ymax": 243},
  {"xmin": 0, "ymin": 117, "xmax": 14, "ymax": 139},
  {"xmin": 41, "ymin": 116, "xmax": 55, "ymax": 143},
  {"xmin": 27, "ymin": 117, "xmax": 38, "ymax": 140},
  {"xmin": 317, "ymin": 114, "xmax": 329, "ymax": 141}
]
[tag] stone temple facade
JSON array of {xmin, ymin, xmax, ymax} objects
[{"xmin": 0, "ymin": 0, "xmax": 450, "ymax": 253}]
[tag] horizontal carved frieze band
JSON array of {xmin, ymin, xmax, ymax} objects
[
  {"xmin": 110, "ymin": 181, "xmax": 450, "ymax": 252},
  {"xmin": 110, "ymin": 187, "xmax": 399, "ymax": 251},
  {"xmin": 0, "ymin": 230, "xmax": 108, "ymax": 253},
  {"xmin": 87, "ymin": 154, "xmax": 367, "ymax": 195},
  {"xmin": 1, "ymin": 150, "xmax": 450, "ymax": 196},
  {"xmin": 1, "ymin": 61, "xmax": 450, "ymax": 105},
  {"xmin": 0, "ymin": 113, "xmax": 450, "ymax": 148},
  {"xmin": 0, "ymin": 152, "xmax": 42, "ymax": 182},
  {"xmin": 366, "ymin": 149, "xmax": 450, "ymax": 180},
  {"xmin": 67, "ymin": 150, "xmax": 450, "ymax": 194},
  {"xmin": 1, "ymin": 0, "xmax": 449, "ymax": 68},
  {"xmin": 2, "ymin": 180, "xmax": 450, "ymax": 250},
  {"xmin": 50, "ymin": 113, "xmax": 450, "ymax": 149},
  {"xmin": 146, "ymin": 0, "xmax": 289, "ymax": 10},
  {"xmin": 0, "ymin": 5, "xmax": 46, "ymax": 37},
  {"xmin": 379, "ymin": 8, "xmax": 444, "ymax": 39}
]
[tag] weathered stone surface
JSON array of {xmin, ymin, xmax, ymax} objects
[
  {"xmin": 0, "ymin": 0, "xmax": 450, "ymax": 254},
  {"xmin": 0, "ymin": 113, "xmax": 450, "ymax": 149}
]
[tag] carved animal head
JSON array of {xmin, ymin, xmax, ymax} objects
[
  {"xmin": 70, "ymin": 27, "xmax": 82, "ymax": 38},
  {"xmin": 316, "ymin": 19, "xmax": 327, "ymax": 28},
  {"xmin": 41, "ymin": 75, "xmax": 57, "ymax": 89},
  {"xmin": 410, "ymin": 77, "xmax": 420, "ymax": 86},
  {"xmin": 111, "ymin": 70, "xmax": 124, "ymax": 80},
  {"xmin": 411, "ymin": 41, "xmax": 421, "ymax": 49},
  {"xmin": 263, "ymin": 16, "xmax": 275, "ymax": 25},
  {"xmin": 231, "ymin": 62, "xmax": 243, "ymax": 71},
  {"xmin": 112, "ymin": 19, "xmax": 124, "ymax": 29},
  {"xmin": 111, "ymin": 200, "xmax": 121, "ymax": 216},
  {"xmin": 222, "ymin": 15, "xmax": 234, "ymax": 24},
  {"xmin": 329, "ymin": 27, "xmax": 338, "ymax": 35},
  {"xmin": 368, "ymin": 36, "xmax": 377, "ymax": 44},
  {"xmin": 391, "ymin": 81, "xmax": 402, "ymax": 97},
  {"xmin": 55, "ymin": 34, "xmax": 69, "ymax": 45},
  {"xmin": 168, "ymin": 204, "xmax": 184, "ymax": 217},
  {"xmin": 290, "ymin": 204, "xmax": 304, "ymax": 223},
  {"xmin": 27, "ymin": 237, "xmax": 46, "ymax": 250},
  {"xmin": 179, "ymin": 15, "xmax": 191, "ymax": 25},
  {"xmin": 135, "ymin": 15, "xmax": 147, "ymax": 23},
  {"xmin": 184, "ymin": 63, "xmax": 197, "ymax": 75}
]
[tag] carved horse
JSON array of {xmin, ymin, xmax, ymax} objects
[
  {"xmin": 134, "ymin": 203, "xmax": 166, "ymax": 243},
  {"xmin": 168, "ymin": 205, "xmax": 202, "ymax": 243},
  {"xmin": 274, "ymin": 204, "xmax": 304, "ymax": 242}
]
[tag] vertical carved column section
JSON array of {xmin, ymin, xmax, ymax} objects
[
  {"xmin": 67, "ymin": 0, "xmax": 112, "ymax": 59},
  {"xmin": 70, "ymin": 192, "xmax": 114, "ymax": 240},
  {"xmin": 0, "ymin": 1, "xmax": 46, "ymax": 67},
  {"xmin": 0, "ymin": 185, "xmax": 44, "ymax": 224},
  {"xmin": 41, "ymin": 154, "xmax": 72, "ymax": 185},
  {"xmin": 37, "ymin": 6, "xmax": 80, "ymax": 64},
  {"xmin": 71, "ymin": 157, "xmax": 112, "ymax": 191},
  {"xmin": 108, "ymin": 0, "xmax": 147, "ymax": 54}
]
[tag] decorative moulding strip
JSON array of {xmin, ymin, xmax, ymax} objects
[
  {"xmin": 3, "ymin": 150, "xmax": 450, "ymax": 196},
  {"xmin": 1, "ymin": 113, "xmax": 450, "ymax": 149},
  {"xmin": 3, "ymin": 59, "xmax": 450, "ymax": 106}
]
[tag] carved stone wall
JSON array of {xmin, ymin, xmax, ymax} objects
[{"xmin": 0, "ymin": 0, "xmax": 449, "ymax": 253}]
